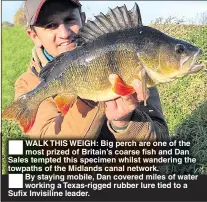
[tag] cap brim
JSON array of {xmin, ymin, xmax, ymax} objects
[
  {"xmin": 30, "ymin": 0, "xmax": 47, "ymax": 25},
  {"xmin": 31, "ymin": 0, "xmax": 82, "ymax": 25}
]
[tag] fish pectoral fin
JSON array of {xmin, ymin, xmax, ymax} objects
[
  {"xmin": 112, "ymin": 76, "xmax": 135, "ymax": 96},
  {"xmin": 141, "ymin": 69, "xmax": 148, "ymax": 106},
  {"xmin": 54, "ymin": 94, "xmax": 77, "ymax": 116}
]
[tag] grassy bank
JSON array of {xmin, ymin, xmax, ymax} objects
[{"xmin": 2, "ymin": 26, "xmax": 33, "ymax": 174}]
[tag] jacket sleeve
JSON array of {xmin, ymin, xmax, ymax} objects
[
  {"xmin": 14, "ymin": 73, "xmax": 105, "ymax": 139},
  {"xmin": 107, "ymin": 87, "xmax": 169, "ymax": 141}
]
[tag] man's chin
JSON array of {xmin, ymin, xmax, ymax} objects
[{"xmin": 58, "ymin": 43, "xmax": 77, "ymax": 54}]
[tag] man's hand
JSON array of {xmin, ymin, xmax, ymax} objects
[{"xmin": 105, "ymin": 74, "xmax": 149, "ymax": 128}]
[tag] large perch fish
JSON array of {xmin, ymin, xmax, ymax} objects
[{"xmin": 3, "ymin": 3, "xmax": 204, "ymax": 133}]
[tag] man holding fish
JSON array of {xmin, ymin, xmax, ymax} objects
[{"xmin": 3, "ymin": 0, "xmax": 175, "ymax": 140}]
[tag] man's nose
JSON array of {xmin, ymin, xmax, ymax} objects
[{"xmin": 58, "ymin": 24, "xmax": 71, "ymax": 38}]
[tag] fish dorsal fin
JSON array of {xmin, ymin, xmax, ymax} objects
[
  {"xmin": 79, "ymin": 3, "xmax": 143, "ymax": 43},
  {"xmin": 131, "ymin": 2, "xmax": 142, "ymax": 27}
]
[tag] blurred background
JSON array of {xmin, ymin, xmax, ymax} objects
[{"xmin": 2, "ymin": 1, "xmax": 207, "ymax": 25}]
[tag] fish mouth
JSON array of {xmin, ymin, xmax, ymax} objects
[
  {"xmin": 188, "ymin": 49, "xmax": 204, "ymax": 73},
  {"xmin": 180, "ymin": 48, "xmax": 204, "ymax": 74},
  {"xmin": 189, "ymin": 61, "xmax": 203, "ymax": 73}
]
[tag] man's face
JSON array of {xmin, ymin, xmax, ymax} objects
[{"xmin": 28, "ymin": 2, "xmax": 83, "ymax": 57}]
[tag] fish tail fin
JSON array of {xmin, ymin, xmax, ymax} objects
[
  {"xmin": 2, "ymin": 97, "xmax": 39, "ymax": 133},
  {"xmin": 78, "ymin": 3, "xmax": 143, "ymax": 44}
]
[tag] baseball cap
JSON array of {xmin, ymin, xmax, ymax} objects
[{"xmin": 25, "ymin": 0, "xmax": 82, "ymax": 26}]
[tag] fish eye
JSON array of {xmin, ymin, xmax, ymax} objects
[{"xmin": 175, "ymin": 44, "xmax": 185, "ymax": 54}]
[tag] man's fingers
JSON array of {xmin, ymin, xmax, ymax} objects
[
  {"xmin": 132, "ymin": 80, "xmax": 150, "ymax": 101},
  {"xmin": 108, "ymin": 74, "xmax": 118, "ymax": 85},
  {"xmin": 108, "ymin": 75, "xmax": 150, "ymax": 102},
  {"xmin": 105, "ymin": 99, "xmax": 118, "ymax": 109},
  {"xmin": 116, "ymin": 95, "xmax": 137, "ymax": 113},
  {"xmin": 121, "ymin": 95, "xmax": 137, "ymax": 106}
]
